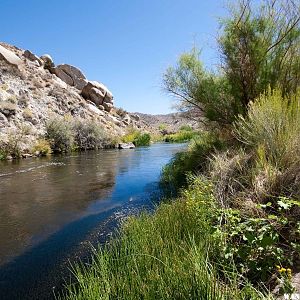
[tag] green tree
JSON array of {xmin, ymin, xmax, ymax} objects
[{"xmin": 163, "ymin": 0, "xmax": 300, "ymax": 127}]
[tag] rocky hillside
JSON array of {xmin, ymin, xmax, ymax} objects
[
  {"xmin": 0, "ymin": 42, "xmax": 142, "ymax": 154},
  {"xmin": 135, "ymin": 112, "xmax": 198, "ymax": 133}
]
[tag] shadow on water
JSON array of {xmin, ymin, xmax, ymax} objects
[{"xmin": 0, "ymin": 143, "xmax": 186, "ymax": 299}]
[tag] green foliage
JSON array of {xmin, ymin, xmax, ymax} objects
[
  {"xmin": 32, "ymin": 139, "xmax": 51, "ymax": 156},
  {"xmin": 163, "ymin": 0, "xmax": 300, "ymax": 127},
  {"xmin": 179, "ymin": 124, "xmax": 192, "ymax": 131},
  {"xmin": 60, "ymin": 176, "xmax": 268, "ymax": 300},
  {"xmin": 45, "ymin": 116, "xmax": 74, "ymax": 153},
  {"xmin": 158, "ymin": 123, "xmax": 167, "ymax": 131},
  {"xmin": 235, "ymin": 89, "xmax": 300, "ymax": 169},
  {"xmin": 133, "ymin": 132, "xmax": 151, "ymax": 146},
  {"xmin": 161, "ymin": 132, "xmax": 225, "ymax": 189},
  {"xmin": 163, "ymin": 49, "xmax": 240, "ymax": 126},
  {"xmin": 122, "ymin": 129, "xmax": 151, "ymax": 146},
  {"xmin": 164, "ymin": 129, "xmax": 198, "ymax": 143}
]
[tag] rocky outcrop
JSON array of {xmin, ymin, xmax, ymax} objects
[
  {"xmin": 0, "ymin": 44, "xmax": 22, "ymax": 67},
  {"xmin": 81, "ymin": 81, "xmax": 114, "ymax": 112},
  {"xmin": 51, "ymin": 64, "xmax": 87, "ymax": 90},
  {"xmin": 40, "ymin": 54, "xmax": 54, "ymax": 69},
  {"xmin": 23, "ymin": 50, "xmax": 42, "ymax": 66}
]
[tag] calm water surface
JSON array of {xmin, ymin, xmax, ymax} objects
[{"xmin": 0, "ymin": 143, "xmax": 185, "ymax": 300}]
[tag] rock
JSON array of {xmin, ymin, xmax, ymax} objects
[
  {"xmin": 122, "ymin": 114, "xmax": 131, "ymax": 125},
  {"xmin": 0, "ymin": 112, "xmax": 8, "ymax": 127},
  {"xmin": 86, "ymin": 103, "xmax": 105, "ymax": 116},
  {"xmin": 131, "ymin": 114, "xmax": 140, "ymax": 121},
  {"xmin": 22, "ymin": 153, "xmax": 32, "ymax": 159},
  {"xmin": 23, "ymin": 50, "xmax": 42, "ymax": 65},
  {"xmin": 103, "ymin": 102, "xmax": 113, "ymax": 112},
  {"xmin": 0, "ymin": 45, "xmax": 22, "ymax": 67},
  {"xmin": 51, "ymin": 67, "xmax": 74, "ymax": 86},
  {"xmin": 52, "ymin": 64, "xmax": 87, "ymax": 90},
  {"xmin": 40, "ymin": 54, "xmax": 54, "ymax": 69},
  {"xmin": 81, "ymin": 81, "xmax": 114, "ymax": 111},
  {"xmin": 118, "ymin": 142, "xmax": 135, "ymax": 149}
]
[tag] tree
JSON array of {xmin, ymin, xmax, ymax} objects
[{"xmin": 163, "ymin": 0, "xmax": 300, "ymax": 127}]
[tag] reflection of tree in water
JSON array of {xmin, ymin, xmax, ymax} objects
[{"xmin": 0, "ymin": 150, "xmax": 121, "ymax": 266}]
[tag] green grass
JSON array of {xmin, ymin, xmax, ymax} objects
[
  {"xmin": 122, "ymin": 129, "xmax": 151, "ymax": 146},
  {"xmin": 60, "ymin": 177, "xmax": 270, "ymax": 300}
]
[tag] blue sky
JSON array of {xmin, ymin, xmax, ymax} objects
[{"xmin": 0, "ymin": 0, "xmax": 227, "ymax": 114}]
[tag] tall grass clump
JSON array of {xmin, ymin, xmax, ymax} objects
[
  {"xmin": 60, "ymin": 177, "xmax": 268, "ymax": 300},
  {"xmin": 234, "ymin": 89, "xmax": 300, "ymax": 199}
]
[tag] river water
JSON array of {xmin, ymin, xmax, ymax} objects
[{"xmin": 0, "ymin": 143, "xmax": 185, "ymax": 300}]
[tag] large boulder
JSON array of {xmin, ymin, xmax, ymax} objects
[
  {"xmin": 81, "ymin": 81, "xmax": 114, "ymax": 112},
  {"xmin": 0, "ymin": 45, "xmax": 22, "ymax": 67},
  {"xmin": 40, "ymin": 54, "xmax": 54, "ymax": 69},
  {"xmin": 23, "ymin": 50, "xmax": 42, "ymax": 66},
  {"xmin": 52, "ymin": 64, "xmax": 87, "ymax": 90}
]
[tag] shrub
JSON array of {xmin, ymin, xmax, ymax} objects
[
  {"xmin": 234, "ymin": 89, "xmax": 300, "ymax": 199},
  {"xmin": 179, "ymin": 124, "xmax": 192, "ymax": 131},
  {"xmin": 22, "ymin": 108, "xmax": 33, "ymax": 120},
  {"xmin": 161, "ymin": 132, "xmax": 225, "ymax": 190},
  {"xmin": 0, "ymin": 125, "xmax": 31, "ymax": 159},
  {"xmin": 73, "ymin": 120, "xmax": 109, "ymax": 150},
  {"xmin": 133, "ymin": 132, "xmax": 151, "ymax": 146},
  {"xmin": 164, "ymin": 129, "xmax": 198, "ymax": 142},
  {"xmin": 0, "ymin": 101, "xmax": 17, "ymax": 116},
  {"xmin": 45, "ymin": 116, "xmax": 74, "ymax": 153},
  {"xmin": 32, "ymin": 139, "xmax": 51, "ymax": 156},
  {"xmin": 122, "ymin": 129, "xmax": 151, "ymax": 146}
]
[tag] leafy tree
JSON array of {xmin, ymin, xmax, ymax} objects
[{"xmin": 163, "ymin": 0, "xmax": 300, "ymax": 127}]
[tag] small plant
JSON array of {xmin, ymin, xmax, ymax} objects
[
  {"xmin": 0, "ymin": 101, "xmax": 17, "ymax": 116},
  {"xmin": 276, "ymin": 266, "xmax": 296, "ymax": 298},
  {"xmin": 32, "ymin": 139, "xmax": 51, "ymax": 156},
  {"xmin": 22, "ymin": 108, "xmax": 33, "ymax": 120}
]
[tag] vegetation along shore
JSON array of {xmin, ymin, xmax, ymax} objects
[{"xmin": 59, "ymin": 0, "xmax": 300, "ymax": 299}]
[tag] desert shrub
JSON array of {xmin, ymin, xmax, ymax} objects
[
  {"xmin": 180, "ymin": 124, "xmax": 192, "ymax": 131},
  {"xmin": 0, "ymin": 101, "xmax": 17, "ymax": 116},
  {"xmin": 32, "ymin": 139, "xmax": 51, "ymax": 156},
  {"xmin": 0, "ymin": 125, "xmax": 31, "ymax": 159},
  {"xmin": 45, "ymin": 116, "xmax": 74, "ymax": 153},
  {"xmin": 115, "ymin": 107, "xmax": 127, "ymax": 117},
  {"xmin": 73, "ymin": 120, "xmax": 109, "ymax": 150},
  {"xmin": 22, "ymin": 108, "xmax": 33, "ymax": 120},
  {"xmin": 234, "ymin": 89, "xmax": 300, "ymax": 199}
]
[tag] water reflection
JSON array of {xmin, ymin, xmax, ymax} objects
[{"xmin": 0, "ymin": 143, "xmax": 186, "ymax": 299}]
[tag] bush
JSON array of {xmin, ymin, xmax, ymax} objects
[
  {"xmin": 122, "ymin": 129, "xmax": 151, "ymax": 146},
  {"xmin": 73, "ymin": 120, "xmax": 109, "ymax": 150},
  {"xmin": 0, "ymin": 125, "xmax": 31, "ymax": 159},
  {"xmin": 164, "ymin": 129, "xmax": 198, "ymax": 142},
  {"xmin": 234, "ymin": 89, "xmax": 300, "ymax": 199},
  {"xmin": 133, "ymin": 132, "xmax": 151, "ymax": 146},
  {"xmin": 32, "ymin": 139, "xmax": 51, "ymax": 156},
  {"xmin": 45, "ymin": 116, "xmax": 74, "ymax": 153},
  {"xmin": 161, "ymin": 132, "xmax": 225, "ymax": 189}
]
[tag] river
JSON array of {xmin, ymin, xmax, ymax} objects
[{"xmin": 0, "ymin": 143, "xmax": 185, "ymax": 300}]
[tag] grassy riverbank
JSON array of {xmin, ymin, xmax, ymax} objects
[{"xmin": 60, "ymin": 177, "xmax": 269, "ymax": 300}]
